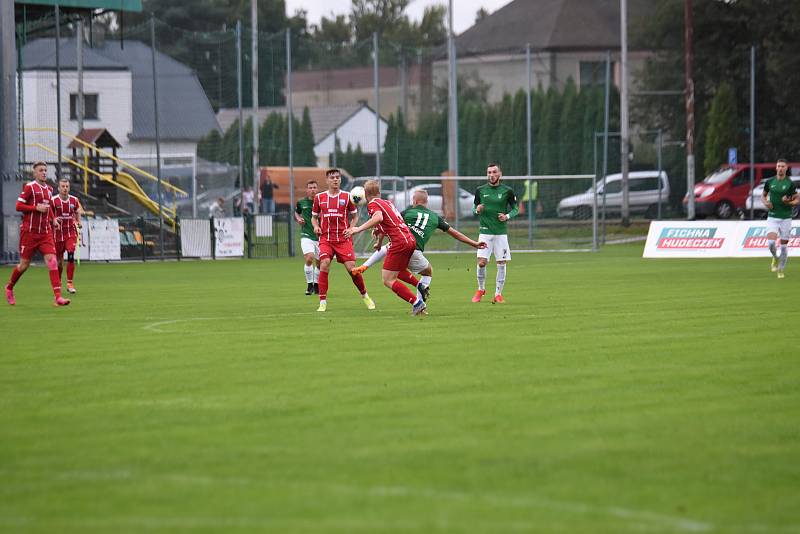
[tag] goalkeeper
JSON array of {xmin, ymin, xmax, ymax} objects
[{"xmin": 352, "ymin": 189, "xmax": 486, "ymax": 302}]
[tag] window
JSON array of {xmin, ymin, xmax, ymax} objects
[
  {"xmin": 602, "ymin": 180, "xmax": 622, "ymax": 194},
  {"xmin": 69, "ymin": 93, "xmax": 98, "ymax": 120},
  {"xmin": 579, "ymin": 61, "xmax": 608, "ymax": 88},
  {"xmin": 630, "ymin": 177, "xmax": 661, "ymax": 191}
]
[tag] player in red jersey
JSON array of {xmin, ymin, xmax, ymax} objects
[
  {"xmin": 5, "ymin": 162, "xmax": 70, "ymax": 306},
  {"xmin": 345, "ymin": 180, "xmax": 427, "ymax": 315},
  {"xmin": 51, "ymin": 177, "xmax": 84, "ymax": 294},
  {"xmin": 310, "ymin": 168, "xmax": 375, "ymax": 312}
]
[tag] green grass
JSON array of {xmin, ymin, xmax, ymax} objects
[{"xmin": 1, "ymin": 246, "xmax": 799, "ymax": 533}]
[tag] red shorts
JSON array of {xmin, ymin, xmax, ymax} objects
[
  {"xmin": 19, "ymin": 231, "xmax": 56, "ymax": 260},
  {"xmin": 319, "ymin": 240, "xmax": 356, "ymax": 264},
  {"xmin": 384, "ymin": 240, "xmax": 416, "ymax": 272},
  {"xmin": 56, "ymin": 236, "xmax": 78, "ymax": 256}
]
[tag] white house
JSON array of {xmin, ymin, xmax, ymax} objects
[
  {"xmin": 216, "ymin": 103, "xmax": 388, "ymax": 169},
  {"xmin": 20, "ymin": 37, "xmax": 219, "ymax": 168}
]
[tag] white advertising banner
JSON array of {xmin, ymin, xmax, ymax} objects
[
  {"xmin": 214, "ymin": 217, "xmax": 244, "ymax": 257},
  {"xmin": 729, "ymin": 220, "xmax": 800, "ymax": 257},
  {"xmin": 181, "ymin": 219, "xmax": 212, "ymax": 258},
  {"xmin": 643, "ymin": 221, "xmax": 738, "ymax": 258},
  {"xmin": 78, "ymin": 224, "xmax": 89, "ymax": 259},
  {"xmin": 87, "ymin": 218, "xmax": 121, "ymax": 261}
]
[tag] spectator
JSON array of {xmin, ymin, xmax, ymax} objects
[
  {"xmin": 209, "ymin": 197, "xmax": 225, "ymax": 219},
  {"xmin": 243, "ymin": 186, "xmax": 255, "ymax": 214},
  {"xmin": 232, "ymin": 195, "xmax": 242, "ymax": 217},
  {"xmin": 260, "ymin": 174, "xmax": 279, "ymax": 214}
]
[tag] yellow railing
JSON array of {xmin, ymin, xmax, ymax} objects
[
  {"xmin": 27, "ymin": 142, "xmax": 177, "ymax": 230},
  {"xmin": 25, "ymin": 127, "xmax": 188, "ymax": 196}
]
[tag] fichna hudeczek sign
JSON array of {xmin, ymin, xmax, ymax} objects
[{"xmin": 643, "ymin": 221, "xmax": 800, "ymax": 258}]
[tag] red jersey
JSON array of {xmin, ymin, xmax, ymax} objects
[
  {"xmin": 17, "ymin": 180, "xmax": 54, "ymax": 234},
  {"xmin": 367, "ymin": 197, "xmax": 415, "ymax": 247},
  {"xmin": 51, "ymin": 194, "xmax": 81, "ymax": 241},
  {"xmin": 312, "ymin": 190, "xmax": 357, "ymax": 243}
]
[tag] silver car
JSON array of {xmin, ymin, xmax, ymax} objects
[{"xmin": 557, "ymin": 171, "xmax": 670, "ymax": 219}]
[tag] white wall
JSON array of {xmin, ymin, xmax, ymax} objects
[
  {"xmin": 21, "ymin": 70, "xmax": 132, "ymax": 164},
  {"xmin": 314, "ymin": 107, "xmax": 387, "ymax": 166}
]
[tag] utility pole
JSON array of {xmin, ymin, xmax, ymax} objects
[
  {"xmin": 685, "ymin": 0, "xmax": 695, "ymax": 220},
  {"xmin": 447, "ymin": 0, "xmax": 459, "ymax": 230},
  {"xmin": 251, "ymin": 0, "xmax": 259, "ymax": 214},
  {"xmin": 619, "ymin": 0, "xmax": 630, "ymax": 226}
]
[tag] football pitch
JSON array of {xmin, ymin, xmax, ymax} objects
[{"xmin": 1, "ymin": 244, "xmax": 798, "ymax": 533}]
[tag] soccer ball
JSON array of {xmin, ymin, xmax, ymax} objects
[{"xmin": 350, "ymin": 186, "xmax": 366, "ymax": 206}]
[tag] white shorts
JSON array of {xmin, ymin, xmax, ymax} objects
[
  {"xmin": 408, "ymin": 249, "xmax": 430, "ymax": 273},
  {"xmin": 300, "ymin": 237, "xmax": 319, "ymax": 257},
  {"xmin": 477, "ymin": 234, "xmax": 511, "ymax": 261},
  {"xmin": 766, "ymin": 217, "xmax": 792, "ymax": 241}
]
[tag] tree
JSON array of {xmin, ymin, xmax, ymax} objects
[{"xmin": 703, "ymin": 83, "xmax": 738, "ymax": 175}]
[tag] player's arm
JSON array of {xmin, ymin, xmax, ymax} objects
[
  {"xmin": 75, "ymin": 200, "xmax": 84, "ymax": 228},
  {"xmin": 762, "ymin": 181, "xmax": 773, "ymax": 209},
  {"xmin": 473, "ymin": 189, "xmax": 483, "ymax": 214},
  {"xmin": 16, "ymin": 185, "xmax": 36, "ymax": 213},
  {"xmin": 498, "ymin": 191, "xmax": 519, "ymax": 222},
  {"xmin": 294, "ymin": 202, "xmax": 305, "ymax": 224},
  {"xmin": 345, "ymin": 210, "xmax": 382, "ymax": 237},
  {"xmin": 310, "ymin": 197, "xmax": 321, "ymax": 235},
  {"xmin": 783, "ymin": 185, "xmax": 799, "ymax": 206},
  {"xmin": 446, "ymin": 227, "xmax": 487, "ymax": 249},
  {"xmin": 49, "ymin": 202, "xmax": 61, "ymax": 229}
]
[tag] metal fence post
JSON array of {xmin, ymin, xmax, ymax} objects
[
  {"xmin": 286, "ymin": 29, "xmax": 295, "ymax": 257},
  {"xmin": 210, "ymin": 216, "xmax": 216, "ymax": 259},
  {"xmin": 150, "ymin": 16, "xmax": 164, "ymax": 259}
]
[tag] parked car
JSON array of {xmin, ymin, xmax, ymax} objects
[
  {"xmin": 744, "ymin": 177, "xmax": 800, "ymax": 219},
  {"xmin": 387, "ymin": 183, "xmax": 475, "ymax": 218},
  {"xmin": 683, "ymin": 163, "xmax": 800, "ymax": 219},
  {"xmin": 557, "ymin": 171, "xmax": 670, "ymax": 220}
]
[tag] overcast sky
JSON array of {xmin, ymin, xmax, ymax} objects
[{"xmin": 284, "ymin": 0, "xmax": 510, "ymax": 35}]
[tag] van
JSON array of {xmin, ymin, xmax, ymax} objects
[
  {"xmin": 259, "ymin": 167, "xmax": 353, "ymax": 211},
  {"xmin": 683, "ymin": 163, "xmax": 800, "ymax": 219},
  {"xmin": 557, "ymin": 171, "xmax": 670, "ymax": 219}
]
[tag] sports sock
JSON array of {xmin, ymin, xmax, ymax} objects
[
  {"xmin": 58, "ymin": 263, "xmax": 63, "ymax": 279},
  {"xmin": 768, "ymin": 240, "xmax": 777, "ymax": 258},
  {"xmin": 318, "ymin": 270, "xmax": 329, "ymax": 300},
  {"xmin": 48, "ymin": 268, "xmax": 62, "ymax": 298},
  {"xmin": 420, "ymin": 275, "xmax": 432, "ymax": 288},
  {"xmin": 477, "ymin": 264, "xmax": 486, "ymax": 291},
  {"xmin": 67, "ymin": 261, "xmax": 75, "ymax": 283},
  {"xmin": 398, "ymin": 269, "xmax": 419, "ymax": 287},
  {"xmin": 304, "ymin": 264, "xmax": 314, "ymax": 283},
  {"xmin": 7, "ymin": 267, "xmax": 23, "ymax": 289},
  {"xmin": 363, "ymin": 246, "xmax": 387, "ymax": 268},
  {"xmin": 495, "ymin": 263, "xmax": 507, "ymax": 295},
  {"xmin": 313, "ymin": 267, "xmax": 319, "ymax": 283},
  {"xmin": 391, "ymin": 280, "xmax": 416, "ymax": 304},
  {"xmin": 351, "ymin": 272, "xmax": 367, "ymax": 295},
  {"xmin": 779, "ymin": 245, "xmax": 789, "ymax": 270}
]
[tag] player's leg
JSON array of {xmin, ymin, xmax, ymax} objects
[
  {"xmin": 384, "ymin": 244, "xmax": 425, "ymax": 314},
  {"xmin": 766, "ymin": 218, "xmax": 779, "ymax": 272},
  {"xmin": 408, "ymin": 250, "xmax": 431, "ymax": 301},
  {"xmin": 65, "ymin": 237, "xmax": 77, "ymax": 293},
  {"xmin": 316, "ymin": 242, "xmax": 333, "ymax": 311},
  {"xmin": 473, "ymin": 234, "xmax": 493, "ymax": 302},
  {"xmin": 492, "ymin": 235, "xmax": 511, "ymax": 303},
  {"xmin": 56, "ymin": 242, "xmax": 65, "ymax": 281},
  {"xmin": 43, "ymin": 250, "xmax": 69, "ymax": 306},
  {"xmin": 352, "ymin": 244, "xmax": 388, "ymax": 275},
  {"xmin": 777, "ymin": 220, "xmax": 790, "ymax": 277},
  {"xmin": 343, "ymin": 255, "xmax": 375, "ymax": 309},
  {"xmin": 5, "ymin": 250, "xmax": 32, "ymax": 305},
  {"xmin": 301, "ymin": 238, "xmax": 316, "ymax": 295}
]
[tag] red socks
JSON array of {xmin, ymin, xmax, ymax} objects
[
  {"xmin": 391, "ymin": 280, "xmax": 417, "ymax": 304},
  {"xmin": 67, "ymin": 262, "xmax": 75, "ymax": 283},
  {"xmin": 48, "ymin": 268, "xmax": 62, "ymax": 298},
  {"xmin": 7, "ymin": 267, "xmax": 22, "ymax": 289},
  {"xmin": 318, "ymin": 270, "xmax": 328, "ymax": 300},
  {"xmin": 351, "ymin": 272, "xmax": 367, "ymax": 295},
  {"xmin": 398, "ymin": 269, "xmax": 419, "ymax": 287}
]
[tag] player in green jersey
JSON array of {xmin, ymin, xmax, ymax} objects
[
  {"xmin": 294, "ymin": 180, "xmax": 320, "ymax": 294},
  {"xmin": 352, "ymin": 189, "xmax": 486, "ymax": 300},
  {"xmin": 472, "ymin": 162, "xmax": 519, "ymax": 303},
  {"xmin": 761, "ymin": 159, "xmax": 799, "ymax": 278}
]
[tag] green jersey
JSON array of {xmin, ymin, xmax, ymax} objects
[
  {"xmin": 473, "ymin": 183, "xmax": 519, "ymax": 235},
  {"xmin": 295, "ymin": 197, "xmax": 317, "ymax": 240},
  {"xmin": 401, "ymin": 205, "xmax": 450, "ymax": 252},
  {"xmin": 764, "ymin": 177, "xmax": 797, "ymax": 219}
]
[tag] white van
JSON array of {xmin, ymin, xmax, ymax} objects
[{"xmin": 556, "ymin": 171, "xmax": 670, "ymax": 219}]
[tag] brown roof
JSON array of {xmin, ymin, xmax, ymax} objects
[{"xmin": 67, "ymin": 128, "xmax": 121, "ymax": 149}]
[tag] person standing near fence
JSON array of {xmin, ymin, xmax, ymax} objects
[
  {"xmin": 260, "ymin": 174, "xmax": 278, "ymax": 214},
  {"xmin": 5, "ymin": 162, "xmax": 70, "ymax": 307},
  {"xmin": 762, "ymin": 158, "xmax": 799, "ymax": 279},
  {"xmin": 51, "ymin": 178, "xmax": 84, "ymax": 294},
  {"xmin": 242, "ymin": 186, "xmax": 255, "ymax": 214},
  {"xmin": 472, "ymin": 162, "xmax": 519, "ymax": 304},
  {"xmin": 311, "ymin": 168, "xmax": 375, "ymax": 312},
  {"xmin": 295, "ymin": 180, "xmax": 320, "ymax": 295}
]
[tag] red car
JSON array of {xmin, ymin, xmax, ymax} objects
[{"xmin": 684, "ymin": 163, "xmax": 800, "ymax": 219}]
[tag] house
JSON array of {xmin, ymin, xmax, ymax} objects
[
  {"xmin": 216, "ymin": 103, "xmax": 388, "ymax": 169},
  {"xmin": 436, "ymin": 0, "xmax": 657, "ymax": 102},
  {"xmin": 288, "ymin": 63, "xmax": 432, "ymax": 129},
  {"xmin": 20, "ymin": 37, "xmax": 220, "ymax": 165}
]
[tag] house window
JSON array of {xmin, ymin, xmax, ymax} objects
[
  {"xmin": 69, "ymin": 93, "xmax": 98, "ymax": 120},
  {"xmin": 579, "ymin": 61, "xmax": 608, "ymax": 88}
]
